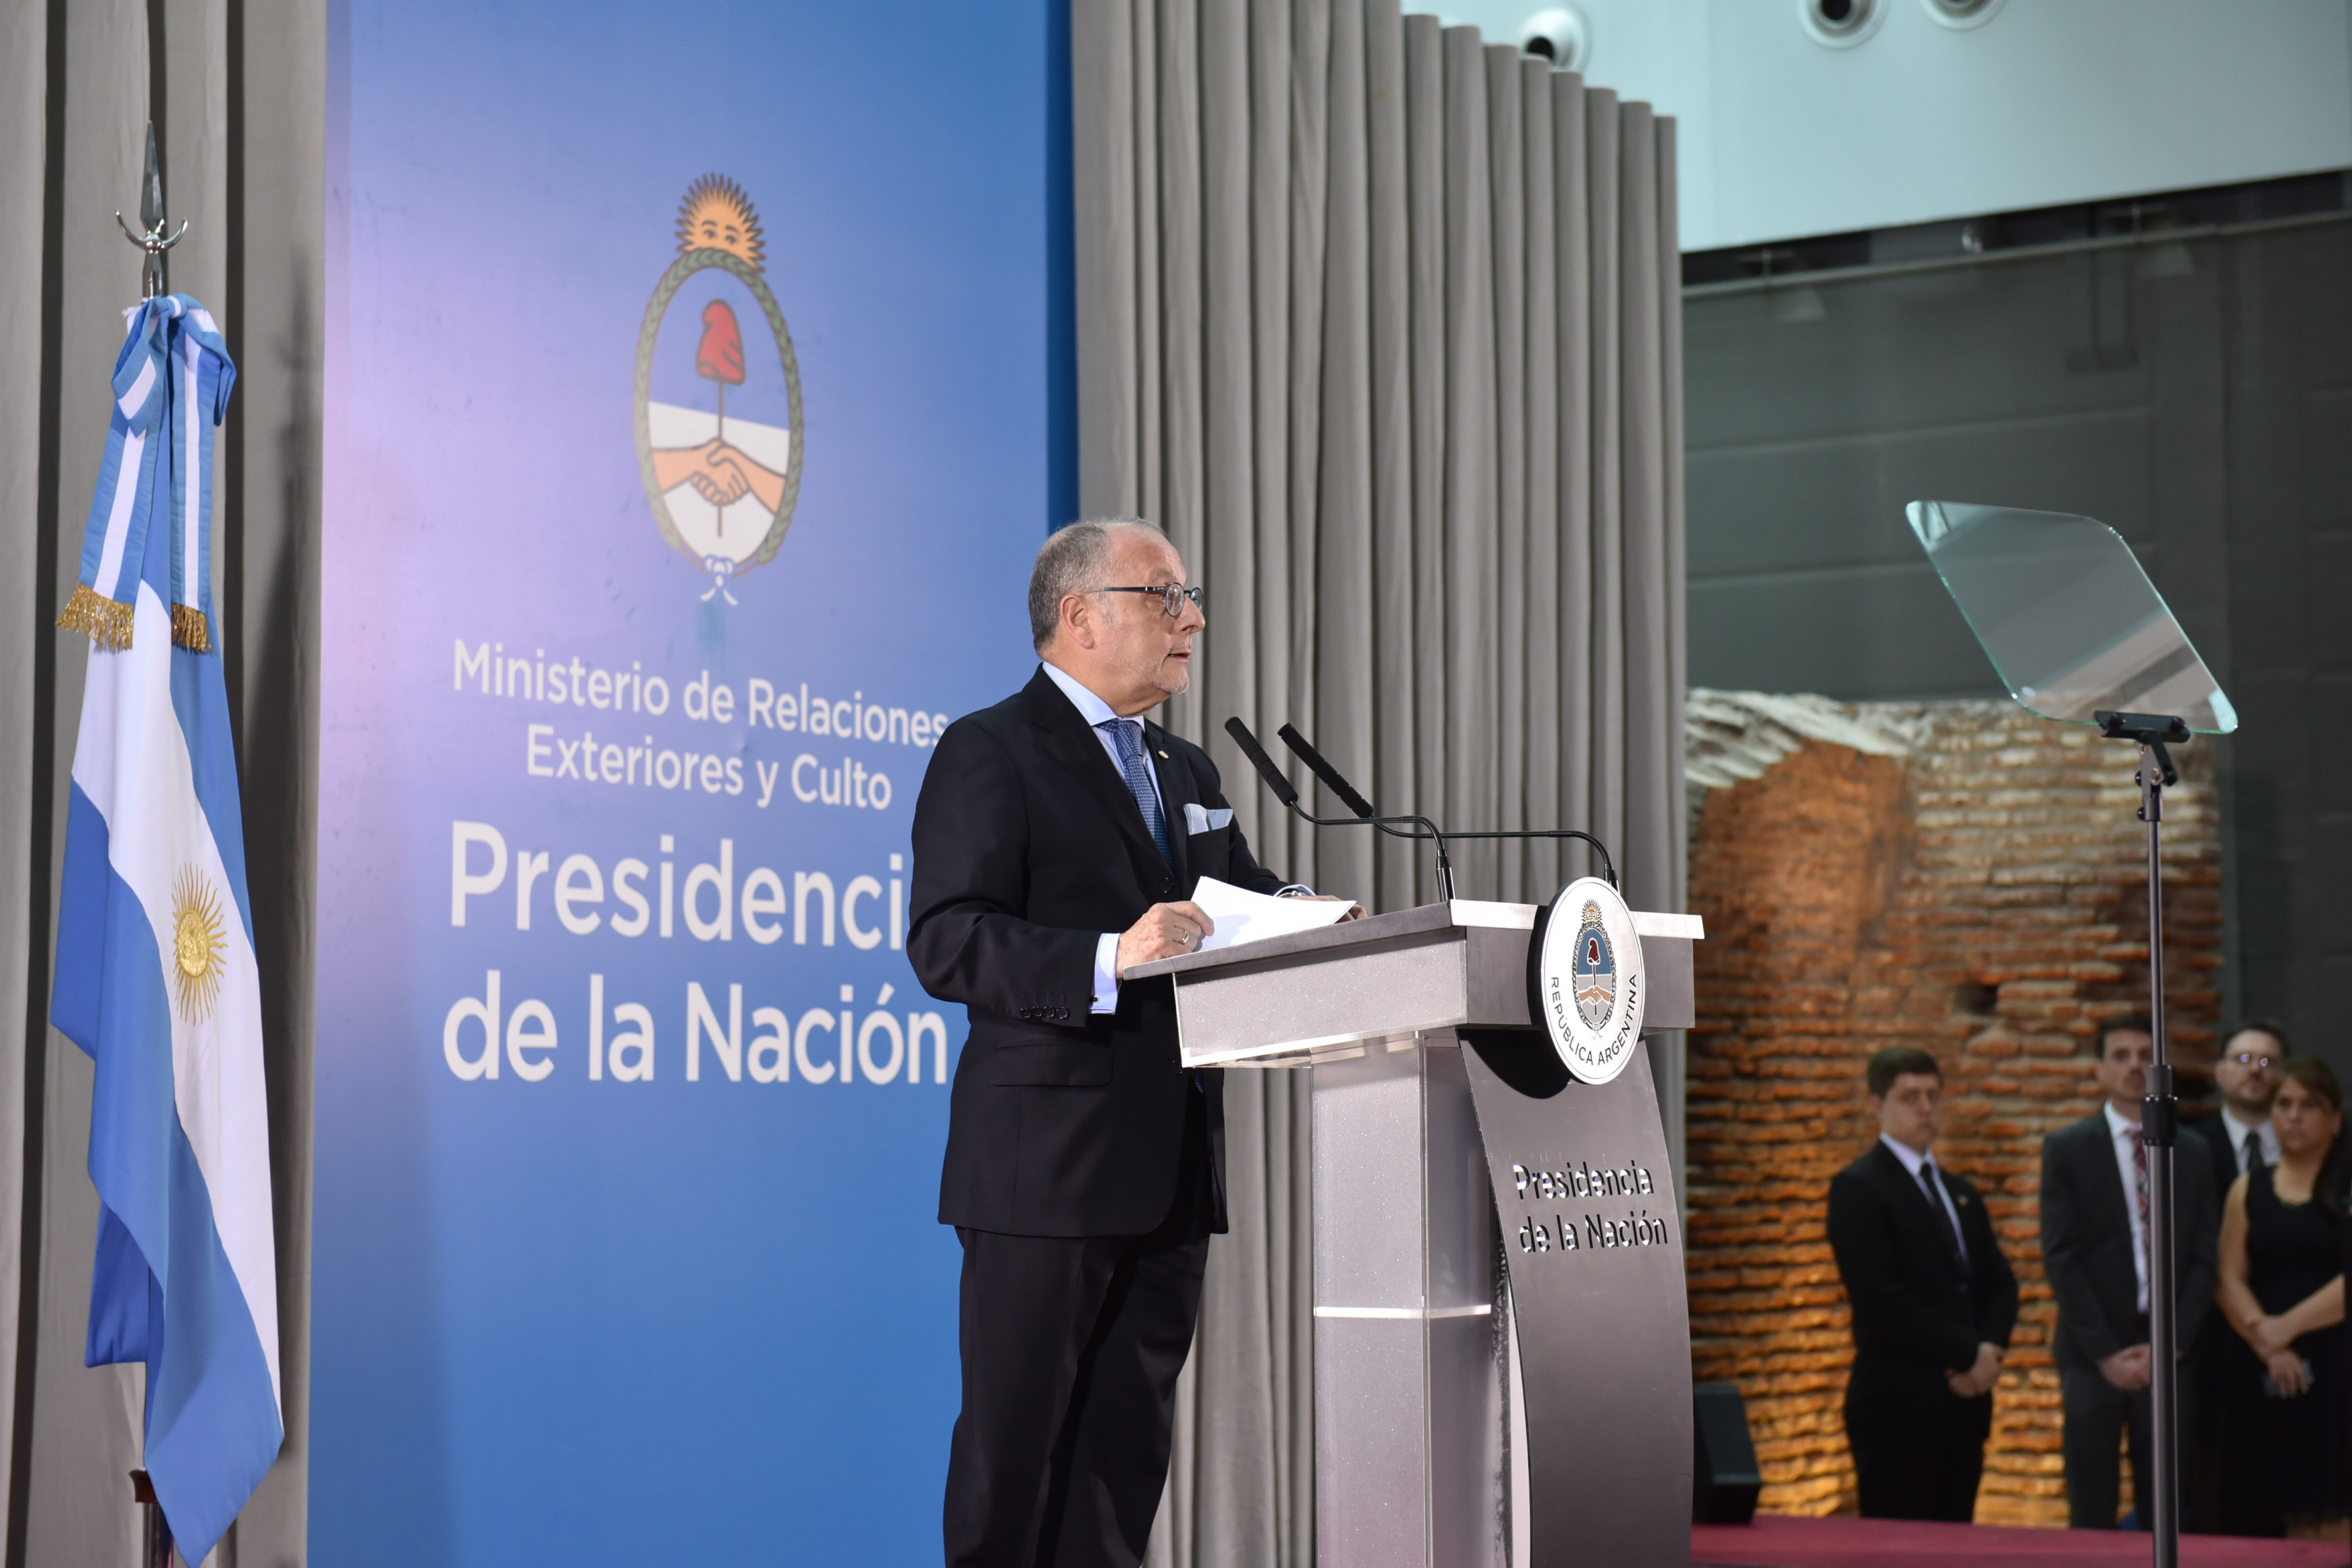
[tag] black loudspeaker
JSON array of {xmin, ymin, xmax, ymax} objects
[{"xmin": 1692, "ymin": 1379, "xmax": 1763, "ymax": 1524}]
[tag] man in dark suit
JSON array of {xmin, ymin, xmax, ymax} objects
[
  {"xmin": 2040, "ymin": 1013, "xmax": 2220, "ymax": 1530},
  {"xmin": 1828, "ymin": 1045, "xmax": 2019, "ymax": 1522},
  {"xmin": 2182, "ymin": 1019, "xmax": 2282, "ymax": 1531},
  {"xmin": 909, "ymin": 517, "xmax": 1346, "ymax": 1568}
]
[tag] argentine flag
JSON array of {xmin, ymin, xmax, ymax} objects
[{"xmin": 52, "ymin": 296, "xmax": 280, "ymax": 1565}]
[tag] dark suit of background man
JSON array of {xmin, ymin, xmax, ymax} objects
[
  {"xmin": 1829, "ymin": 1046, "xmax": 2019, "ymax": 1521},
  {"xmin": 2184, "ymin": 1020, "xmax": 2286, "ymax": 1529},
  {"xmin": 2040, "ymin": 1013, "xmax": 2220, "ymax": 1531},
  {"xmin": 910, "ymin": 518, "xmax": 1348, "ymax": 1568}
]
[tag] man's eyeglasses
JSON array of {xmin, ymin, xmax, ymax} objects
[
  {"xmin": 1088, "ymin": 584, "xmax": 1206, "ymax": 619},
  {"xmin": 2231, "ymin": 1052, "xmax": 2278, "ymax": 1069}
]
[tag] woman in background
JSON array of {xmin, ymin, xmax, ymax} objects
[{"xmin": 2215, "ymin": 1056, "xmax": 2348, "ymax": 1539}]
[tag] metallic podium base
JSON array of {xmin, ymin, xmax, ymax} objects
[{"xmin": 1311, "ymin": 1034, "xmax": 1503, "ymax": 1567}]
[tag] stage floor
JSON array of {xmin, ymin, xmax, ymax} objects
[{"xmin": 1693, "ymin": 1515, "xmax": 2351, "ymax": 1567}]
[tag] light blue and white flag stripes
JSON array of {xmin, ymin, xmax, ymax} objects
[
  {"xmin": 52, "ymin": 295, "xmax": 279, "ymax": 1567},
  {"xmin": 164, "ymin": 300, "xmax": 233, "ymax": 651},
  {"xmin": 59, "ymin": 295, "xmax": 234, "ymax": 653},
  {"xmin": 58, "ymin": 298, "xmax": 177, "ymax": 649}
]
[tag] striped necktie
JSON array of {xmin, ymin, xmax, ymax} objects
[
  {"xmin": 2132, "ymin": 1134, "xmax": 2152, "ymax": 1263},
  {"xmin": 1100, "ymin": 719, "xmax": 1170, "ymax": 862}
]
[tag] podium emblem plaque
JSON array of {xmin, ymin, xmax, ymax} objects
[{"xmin": 1537, "ymin": 877, "xmax": 1646, "ymax": 1083}]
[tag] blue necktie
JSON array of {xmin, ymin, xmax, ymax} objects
[{"xmin": 1101, "ymin": 719, "xmax": 1170, "ymax": 862}]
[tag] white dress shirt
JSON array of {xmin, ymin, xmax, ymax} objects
[
  {"xmin": 2104, "ymin": 1101, "xmax": 2150, "ymax": 1314},
  {"xmin": 1879, "ymin": 1134, "xmax": 1968, "ymax": 1267},
  {"xmin": 2220, "ymin": 1105, "xmax": 2280, "ymax": 1174},
  {"xmin": 1039, "ymin": 661, "xmax": 1308, "ymax": 1015}
]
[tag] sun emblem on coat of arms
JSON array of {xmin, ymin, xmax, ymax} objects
[
  {"xmin": 635, "ymin": 175, "xmax": 805, "ymax": 605},
  {"xmin": 1571, "ymin": 899, "xmax": 1616, "ymax": 1031},
  {"xmin": 170, "ymin": 866, "xmax": 227, "ymax": 1022}
]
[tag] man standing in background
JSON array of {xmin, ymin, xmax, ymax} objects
[
  {"xmin": 2189, "ymin": 1022, "xmax": 2287, "ymax": 1200},
  {"xmin": 2040, "ymin": 1014, "xmax": 2221, "ymax": 1530},
  {"xmin": 1830, "ymin": 1046, "xmax": 2019, "ymax": 1520}
]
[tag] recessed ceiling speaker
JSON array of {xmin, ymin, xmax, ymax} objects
[
  {"xmin": 1921, "ymin": 0, "xmax": 2006, "ymax": 28},
  {"xmin": 1799, "ymin": 0, "xmax": 1887, "ymax": 48},
  {"xmin": 1518, "ymin": 6, "xmax": 1592, "ymax": 72}
]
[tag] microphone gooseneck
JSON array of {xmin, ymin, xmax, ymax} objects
[
  {"xmin": 1224, "ymin": 717, "xmax": 1456, "ymax": 901},
  {"xmin": 1271, "ymin": 722, "xmax": 1619, "ymax": 893}
]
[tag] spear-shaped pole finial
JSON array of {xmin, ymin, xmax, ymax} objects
[
  {"xmin": 139, "ymin": 120, "xmax": 165, "ymax": 232},
  {"xmin": 115, "ymin": 119, "xmax": 187, "ymax": 300}
]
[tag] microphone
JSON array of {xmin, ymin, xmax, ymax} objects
[
  {"xmin": 1272, "ymin": 722, "xmax": 1620, "ymax": 893},
  {"xmin": 1223, "ymin": 716, "xmax": 1299, "ymax": 809},
  {"xmin": 1276, "ymin": 724, "xmax": 1377, "ymax": 819},
  {"xmin": 1224, "ymin": 718, "xmax": 1456, "ymax": 900}
]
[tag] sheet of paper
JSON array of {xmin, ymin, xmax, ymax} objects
[{"xmin": 1190, "ymin": 876, "xmax": 1354, "ymax": 952}]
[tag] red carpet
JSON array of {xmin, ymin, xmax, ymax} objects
[{"xmin": 1692, "ymin": 1516, "xmax": 2350, "ymax": 1567}]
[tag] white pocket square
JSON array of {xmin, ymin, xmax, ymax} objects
[{"xmin": 1184, "ymin": 803, "xmax": 1233, "ymax": 834}]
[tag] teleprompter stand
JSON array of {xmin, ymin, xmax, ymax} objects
[
  {"xmin": 1133, "ymin": 900, "xmax": 1704, "ymax": 1567},
  {"xmin": 2098, "ymin": 709, "xmax": 2191, "ymax": 1568}
]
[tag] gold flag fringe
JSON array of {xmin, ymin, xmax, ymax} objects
[
  {"xmin": 171, "ymin": 603, "xmax": 212, "ymax": 653},
  {"xmin": 57, "ymin": 584, "xmax": 134, "ymax": 649}
]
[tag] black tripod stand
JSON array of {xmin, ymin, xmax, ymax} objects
[{"xmin": 2096, "ymin": 708, "xmax": 2189, "ymax": 1567}]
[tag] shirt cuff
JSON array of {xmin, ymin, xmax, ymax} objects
[
  {"xmin": 1275, "ymin": 884, "xmax": 1314, "ymax": 898},
  {"xmin": 1092, "ymin": 931, "xmax": 1121, "ymax": 1014}
]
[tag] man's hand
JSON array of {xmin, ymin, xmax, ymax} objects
[
  {"xmin": 2098, "ymin": 1344, "xmax": 2153, "ymax": 1392},
  {"xmin": 1297, "ymin": 894, "xmax": 1367, "ymax": 921},
  {"xmin": 1946, "ymin": 1341, "xmax": 2004, "ymax": 1398},
  {"xmin": 1117, "ymin": 901, "xmax": 1214, "ymax": 977}
]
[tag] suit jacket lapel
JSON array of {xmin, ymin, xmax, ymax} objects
[
  {"xmin": 1024, "ymin": 669, "xmax": 1168, "ymax": 877},
  {"xmin": 1145, "ymin": 720, "xmax": 1193, "ymax": 888},
  {"xmin": 1876, "ymin": 1142, "xmax": 1964, "ymax": 1279}
]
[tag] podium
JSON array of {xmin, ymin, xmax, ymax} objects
[{"xmin": 1133, "ymin": 900, "xmax": 1703, "ymax": 1568}]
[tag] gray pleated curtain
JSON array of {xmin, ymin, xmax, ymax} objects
[
  {"xmin": 1070, "ymin": 3, "xmax": 1686, "ymax": 1562},
  {"xmin": 0, "ymin": 3, "xmax": 323, "ymax": 1564}
]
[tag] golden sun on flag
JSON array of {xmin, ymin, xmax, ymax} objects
[{"xmin": 171, "ymin": 866, "xmax": 227, "ymax": 1023}]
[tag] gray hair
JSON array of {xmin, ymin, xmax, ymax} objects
[{"xmin": 1028, "ymin": 516, "xmax": 1166, "ymax": 651}]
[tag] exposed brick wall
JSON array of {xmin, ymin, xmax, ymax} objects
[{"xmin": 1684, "ymin": 700, "xmax": 2223, "ymax": 1526}]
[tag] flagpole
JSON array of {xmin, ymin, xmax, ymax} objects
[{"xmin": 131, "ymin": 1468, "xmax": 173, "ymax": 1567}]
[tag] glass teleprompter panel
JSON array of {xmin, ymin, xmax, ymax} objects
[{"xmin": 1905, "ymin": 501, "xmax": 2236, "ymax": 736}]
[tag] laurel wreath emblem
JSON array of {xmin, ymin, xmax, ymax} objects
[{"xmin": 633, "ymin": 248, "xmax": 806, "ymax": 577}]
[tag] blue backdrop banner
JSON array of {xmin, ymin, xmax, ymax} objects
[{"xmin": 317, "ymin": 3, "xmax": 1059, "ymax": 1558}]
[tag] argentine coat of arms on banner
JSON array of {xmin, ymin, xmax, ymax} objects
[{"xmin": 634, "ymin": 175, "xmax": 804, "ymax": 603}]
